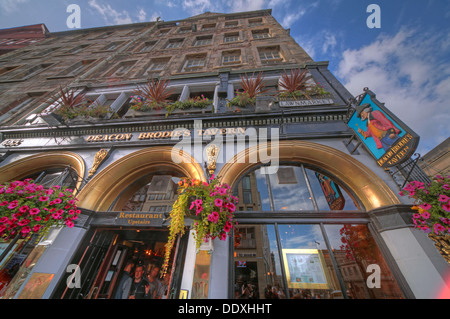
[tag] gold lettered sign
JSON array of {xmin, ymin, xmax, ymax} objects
[{"xmin": 116, "ymin": 212, "xmax": 164, "ymax": 227}]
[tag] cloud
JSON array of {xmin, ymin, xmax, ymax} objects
[
  {"xmin": 0, "ymin": 0, "xmax": 29, "ymax": 14},
  {"xmin": 137, "ymin": 8, "xmax": 147, "ymax": 22},
  {"xmin": 88, "ymin": 0, "xmax": 133, "ymax": 25},
  {"xmin": 336, "ymin": 27, "xmax": 450, "ymax": 154}
]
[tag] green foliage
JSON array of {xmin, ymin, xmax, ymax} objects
[{"xmin": 226, "ymin": 91, "xmax": 256, "ymax": 108}]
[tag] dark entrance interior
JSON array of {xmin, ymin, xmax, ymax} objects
[{"xmin": 52, "ymin": 228, "xmax": 187, "ymax": 299}]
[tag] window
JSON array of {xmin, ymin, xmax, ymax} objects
[
  {"xmin": 222, "ymin": 50, "xmax": 241, "ymax": 65},
  {"xmin": 183, "ymin": 55, "xmax": 206, "ymax": 71},
  {"xmin": 102, "ymin": 41, "xmax": 123, "ymax": 51},
  {"xmin": 60, "ymin": 60, "xmax": 95, "ymax": 77},
  {"xmin": 70, "ymin": 44, "xmax": 89, "ymax": 54},
  {"xmin": 159, "ymin": 29, "xmax": 170, "ymax": 36},
  {"xmin": 248, "ymin": 18, "xmax": 263, "ymax": 26},
  {"xmin": 104, "ymin": 61, "xmax": 136, "ymax": 77},
  {"xmin": 202, "ymin": 23, "xmax": 216, "ymax": 31},
  {"xmin": 233, "ymin": 165, "xmax": 359, "ymax": 211},
  {"xmin": 143, "ymin": 58, "xmax": 170, "ymax": 75},
  {"xmin": 194, "ymin": 35, "xmax": 212, "ymax": 46},
  {"xmin": 252, "ymin": 29, "xmax": 270, "ymax": 39},
  {"xmin": 178, "ymin": 27, "xmax": 191, "ymax": 34},
  {"xmin": 165, "ymin": 39, "xmax": 183, "ymax": 49},
  {"xmin": 258, "ymin": 47, "xmax": 283, "ymax": 64},
  {"xmin": 224, "ymin": 32, "xmax": 239, "ymax": 43},
  {"xmin": 138, "ymin": 41, "xmax": 156, "ymax": 53},
  {"xmin": 225, "ymin": 21, "xmax": 239, "ymax": 28},
  {"xmin": 0, "ymin": 63, "xmax": 53, "ymax": 82}
]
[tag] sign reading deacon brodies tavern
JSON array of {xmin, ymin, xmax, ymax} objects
[{"xmin": 347, "ymin": 88, "xmax": 420, "ymax": 168}]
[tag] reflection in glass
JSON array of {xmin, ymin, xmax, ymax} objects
[
  {"xmin": 111, "ymin": 173, "xmax": 181, "ymax": 212},
  {"xmin": 324, "ymin": 224, "xmax": 404, "ymax": 299},
  {"xmin": 233, "ymin": 165, "xmax": 359, "ymax": 212},
  {"xmin": 278, "ymin": 225, "xmax": 341, "ymax": 299},
  {"xmin": 233, "ymin": 224, "xmax": 285, "ymax": 299}
]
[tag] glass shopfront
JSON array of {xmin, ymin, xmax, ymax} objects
[
  {"xmin": 52, "ymin": 172, "xmax": 188, "ymax": 299},
  {"xmin": 232, "ymin": 164, "xmax": 405, "ymax": 299}
]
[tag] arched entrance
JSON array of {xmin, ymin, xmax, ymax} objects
[{"xmin": 53, "ymin": 146, "xmax": 206, "ymax": 299}]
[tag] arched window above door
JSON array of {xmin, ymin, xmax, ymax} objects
[{"xmin": 232, "ymin": 164, "xmax": 361, "ymax": 212}]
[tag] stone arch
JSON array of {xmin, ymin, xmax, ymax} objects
[{"xmin": 76, "ymin": 146, "xmax": 205, "ymax": 211}]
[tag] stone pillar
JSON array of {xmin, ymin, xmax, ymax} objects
[{"xmin": 369, "ymin": 205, "xmax": 450, "ymax": 299}]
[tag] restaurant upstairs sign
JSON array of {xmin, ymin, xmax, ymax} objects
[{"xmin": 347, "ymin": 88, "xmax": 420, "ymax": 168}]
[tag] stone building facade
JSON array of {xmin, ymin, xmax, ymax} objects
[{"xmin": 0, "ymin": 9, "xmax": 448, "ymax": 300}]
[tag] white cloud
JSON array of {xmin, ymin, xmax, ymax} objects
[
  {"xmin": 0, "ymin": 0, "xmax": 29, "ymax": 14},
  {"xmin": 88, "ymin": 0, "xmax": 133, "ymax": 25},
  {"xmin": 336, "ymin": 28, "xmax": 450, "ymax": 154},
  {"xmin": 137, "ymin": 8, "xmax": 147, "ymax": 22}
]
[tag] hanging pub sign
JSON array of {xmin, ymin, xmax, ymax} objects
[{"xmin": 347, "ymin": 88, "xmax": 420, "ymax": 168}]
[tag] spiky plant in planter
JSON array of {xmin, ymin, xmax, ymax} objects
[
  {"xmin": 278, "ymin": 68, "xmax": 313, "ymax": 99},
  {"xmin": 131, "ymin": 75, "xmax": 174, "ymax": 111},
  {"xmin": 227, "ymin": 72, "xmax": 269, "ymax": 108}
]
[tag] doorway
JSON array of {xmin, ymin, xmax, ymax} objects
[{"xmin": 54, "ymin": 227, "xmax": 187, "ymax": 299}]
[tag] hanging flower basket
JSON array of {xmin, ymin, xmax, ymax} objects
[
  {"xmin": 0, "ymin": 179, "xmax": 80, "ymax": 240},
  {"xmin": 161, "ymin": 175, "xmax": 239, "ymax": 276},
  {"xmin": 400, "ymin": 175, "xmax": 450, "ymax": 263}
]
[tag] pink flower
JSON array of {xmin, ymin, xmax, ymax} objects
[
  {"xmin": 7, "ymin": 202, "xmax": 18, "ymax": 209},
  {"xmin": 0, "ymin": 201, "xmax": 8, "ymax": 206},
  {"xmin": 214, "ymin": 198, "xmax": 223, "ymax": 207},
  {"xmin": 421, "ymin": 211, "xmax": 430, "ymax": 219},
  {"xmin": 45, "ymin": 189, "xmax": 54, "ymax": 195},
  {"xmin": 20, "ymin": 226, "xmax": 31, "ymax": 235},
  {"xmin": 225, "ymin": 202, "xmax": 236, "ymax": 213},
  {"xmin": 443, "ymin": 204, "xmax": 450, "ymax": 212},
  {"xmin": 220, "ymin": 232, "xmax": 227, "ymax": 240},
  {"xmin": 0, "ymin": 217, "xmax": 8, "ymax": 223},
  {"xmin": 65, "ymin": 220, "xmax": 74, "ymax": 228},
  {"xmin": 33, "ymin": 225, "xmax": 41, "ymax": 232},
  {"xmin": 443, "ymin": 184, "xmax": 450, "ymax": 191},
  {"xmin": 434, "ymin": 223, "xmax": 446, "ymax": 234},
  {"xmin": 438, "ymin": 194, "xmax": 450, "ymax": 203},
  {"xmin": 218, "ymin": 188, "xmax": 227, "ymax": 195},
  {"xmin": 29, "ymin": 208, "xmax": 40, "ymax": 215},
  {"xmin": 19, "ymin": 205, "xmax": 29, "ymax": 213},
  {"xmin": 17, "ymin": 219, "xmax": 30, "ymax": 226},
  {"xmin": 420, "ymin": 203, "xmax": 432, "ymax": 210},
  {"xmin": 224, "ymin": 220, "xmax": 232, "ymax": 232},
  {"xmin": 39, "ymin": 196, "xmax": 49, "ymax": 202}
]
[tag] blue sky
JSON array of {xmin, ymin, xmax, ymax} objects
[{"xmin": 0, "ymin": 0, "xmax": 449, "ymax": 158}]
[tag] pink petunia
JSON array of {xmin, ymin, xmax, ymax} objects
[
  {"xmin": 420, "ymin": 203, "xmax": 432, "ymax": 210},
  {"xmin": 443, "ymin": 184, "xmax": 450, "ymax": 191},
  {"xmin": 220, "ymin": 232, "xmax": 227, "ymax": 240},
  {"xmin": 39, "ymin": 196, "xmax": 49, "ymax": 202},
  {"xmin": 33, "ymin": 225, "xmax": 42, "ymax": 232},
  {"xmin": 434, "ymin": 223, "xmax": 446, "ymax": 234},
  {"xmin": 421, "ymin": 211, "xmax": 430, "ymax": 219},
  {"xmin": 438, "ymin": 194, "xmax": 450, "ymax": 203},
  {"xmin": 214, "ymin": 198, "xmax": 223, "ymax": 207},
  {"xmin": 0, "ymin": 201, "xmax": 8, "ymax": 206},
  {"xmin": 224, "ymin": 221, "xmax": 232, "ymax": 233},
  {"xmin": 29, "ymin": 208, "xmax": 40, "ymax": 215},
  {"xmin": 443, "ymin": 204, "xmax": 450, "ymax": 212},
  {"xmin": 20, "ymin": 226, "xmax": 31, "ymax": 235},
  {"xmin": 17, "ymin": 219, "xmax": 30, "ymax": 226},
  {"xmin": 19, "ymin": 205, "xmax": 29, "ymax": 213},
  {"xmin": 65, "ymin": 220, "xmax": 74, "ymax": 228}
]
